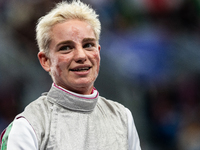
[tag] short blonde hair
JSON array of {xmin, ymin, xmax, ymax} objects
[{"xmin": 36, "ymin": 0, "xmax": 101, "ymax": 54}]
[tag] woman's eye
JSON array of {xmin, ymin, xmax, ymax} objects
[
  {"xmin": 83, "ymin": 43, "xmax": 94, "ymax": 48},
  {"xmin": 59, "ymin": 46, "xmax": 71, "ymax": 51}
]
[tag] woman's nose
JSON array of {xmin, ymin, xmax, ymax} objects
[{"xmin": 74, "ymin": 47, "xmax": 87, "ymax": 63}]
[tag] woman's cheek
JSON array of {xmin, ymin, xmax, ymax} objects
[
  {"xmin": 51, "ymin": 56, "xmax": 68, "ymax": 75},
  {"xmin": 93, "ymin": 50, "xmax": 100, "ymax": 61},
  {"xmin": 93, "ymin": 52, "xmax": 100, "ymax": 75}
]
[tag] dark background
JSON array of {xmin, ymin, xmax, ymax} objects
[{"xmin": 0, "ymin": 0, "xmax": 200, "ymax": 149}]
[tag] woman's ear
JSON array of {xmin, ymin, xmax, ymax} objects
[
  {"xmin": 37, "ymin": 51, "xmax": 51, "ymax": 72},
  {"xmin": 98, "ymin": 45, "xmax": 101, "ymax": 52}
]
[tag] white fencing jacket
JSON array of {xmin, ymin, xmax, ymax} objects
[{"xmin": 1, "ymin": 83, "xmax": 141, "ymax": 150}]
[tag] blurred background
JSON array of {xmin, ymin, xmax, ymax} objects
[{"xmin": 0, "ymin": 0, "xmax": 200, "ymax": 149}]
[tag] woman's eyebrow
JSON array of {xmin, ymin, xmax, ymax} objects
[
  {"xmin": 82, "ymin": 38, "xmax": 96, "ymax": 43},
  {"xmin": 56, "ymin": 40, "xmax": 74, "ymax": 48}
]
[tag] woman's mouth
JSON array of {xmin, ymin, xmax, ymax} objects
[{"xmin": 70, "ymin": 67, "xmax": 91, "ymax": 72}]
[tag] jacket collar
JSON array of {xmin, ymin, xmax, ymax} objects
[{"xmin": 47, "ymin": 84, "xmax": 99, "ymax": 112}]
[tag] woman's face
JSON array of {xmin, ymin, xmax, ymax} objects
[{"xmin": 38, "ymin": 19, "xmax": 101, "ymax": 94}]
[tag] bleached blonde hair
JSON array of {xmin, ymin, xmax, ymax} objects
[{"xmin": 36, "ymin": 0, "xmax": 101, "ymax": 55}]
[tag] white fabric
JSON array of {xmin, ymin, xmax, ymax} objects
[
  {"xmin": 126, "ymin": 108, "xmax": 141, "ymax": 150},
  {"xmin": 7, "ymin": 118, "xmax": 38, "ymax": 150},
  {"xmin": 54, "ymin": 83, "xmax": 98, "ymax": 99},
  {"xmin": 5, "ymin": 86, "xmax": 140, "ymax": 150},
  {"xmin": 6, "ymin": 110, "xmax": 140, "ymax": 150}
]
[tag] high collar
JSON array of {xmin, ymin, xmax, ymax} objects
[{"xmin": 47, "ymin": 84, "xmax": 99, "ymax": 112}]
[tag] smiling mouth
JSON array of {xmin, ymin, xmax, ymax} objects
[{"xmin": 70, "ymin": 67, "xmax": 91, "ymax": 72}]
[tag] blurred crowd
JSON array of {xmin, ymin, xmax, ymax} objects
[{"xmin": 0, "ymin": 0, "xmax": 200, "ymax": 150}]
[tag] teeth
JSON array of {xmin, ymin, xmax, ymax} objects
[{"xmin": 71, "ymin": 67, "xmax": 90, "ymax": 71}]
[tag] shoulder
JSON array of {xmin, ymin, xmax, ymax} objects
[
  {"xmin": 19, "ymin": 94, "xmax": 52, "ymax": 119},
  {"xmin": 98, "ymin": 96, "xmax": 127, "ymax": 111},
  {"xmin": 25, "ymin": 94, "xmax": 49, "ymax": 109},
  {"xmin": 17, "ymin": 93, "xmax": 54, "ymax": 127},
  {"xmin": 97, "ymin": 96, "xmax": 128, "ymax": 121},
  {"xmin": 15, "ymin": 94, "xmax": 53, "ymax": 147}
]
